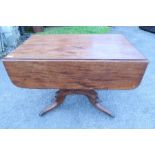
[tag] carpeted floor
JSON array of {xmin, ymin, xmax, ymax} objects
[{"xmin": 0, "ymin": 26, "xmax": 155, "ymax": 128}]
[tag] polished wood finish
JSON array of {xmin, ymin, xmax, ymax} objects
[
  {"xmin": 39, "ymin": 89, "xmax": 114, "ymax": 117},
  {"xmin": 3, "ymin": 60, "xmax": 147, "ymax": 89},
  {"xmin": 3, "ymin": 34, "xmax": 148, "ymax": 89},
  {"xmin": 4, "ymin": 34, "xmax": 146, "ymax": 60},
  {"xmin": 3, "ymin": 34, "xmax": 148, "ymax": 117}
]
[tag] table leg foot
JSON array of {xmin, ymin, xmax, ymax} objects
[
  {"xmin": 39, "ymin": 101, "xmax": 60, "ymax": 116},
  {"xmin": 39, "ymin": 91, "xmax": 65, "ymax": 116},
  {"xmin": 92, "ymin": 102, "xmax": 114, "ymax": 117},
  {"xmin": 39, "ymin": 89, "xmax": 114, "ymax": 117},
  {"xmin": 85, "ymin": 91, "xmax": 114, "ymax": 117}
]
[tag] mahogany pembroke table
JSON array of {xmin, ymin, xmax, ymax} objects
[{"xmin": 3, "ymin": 34, "xmax": 148, "ymax": 117}]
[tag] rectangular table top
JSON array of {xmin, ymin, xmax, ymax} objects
[
  {"xmin": 3, "ymin": 34, "xmax": 148, "ymax": 89},
  {"xmin": 4, "ymin": 34, "xmax": 146, "ymax": 60}
]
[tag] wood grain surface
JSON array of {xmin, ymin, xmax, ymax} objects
[
  {"xmin": 4, "ymin": 34, "xmax": 146, "ymax": 60},
  {"xmin": 3, "ymin": 34, "xmax": 148, "ymax": 89},
  {"xmin": 3, "ymin": 60, "xmax": 148, "ymax": 89}
]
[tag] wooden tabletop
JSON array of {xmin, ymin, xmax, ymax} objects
[
  {"xmin": 5, "ymin": 34, "xmax": 146, "ymax": 60},
  {"xmin": 3, "ymin": 34, "xmax": 148, "ymax": 89}
]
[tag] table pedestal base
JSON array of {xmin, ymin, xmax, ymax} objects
[{"xmin": 39, "ymin": 89, "xmax": 114, "ymax": 117}]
